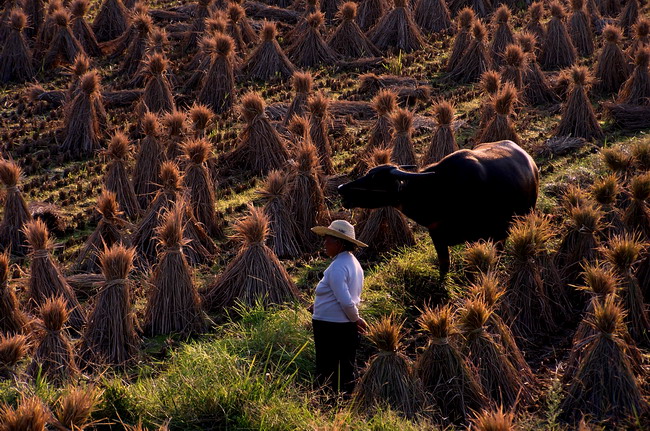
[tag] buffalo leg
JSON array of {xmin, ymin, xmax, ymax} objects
[{"xmin": 432, "ymin": 238, "xmax": 450, "ymax": 279}]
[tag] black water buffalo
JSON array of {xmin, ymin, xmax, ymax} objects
[{"xmin": 338, "ymin": 140, "xmax": 539, "ymax": 277}]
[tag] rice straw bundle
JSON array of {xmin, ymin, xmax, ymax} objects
[
  {"xmin": 562, "ymin": 264, "xmax": 631, "ymax": 382},
  {"xmin": 198, "ymin": 34, "xmax": 235, "ymax": 114},
  {"xmin": 70, "ymin": 0, "xmax": 101, "ymax": 57},
  {"xmin": 0, "ymin": 253, "xmax": 28, "ymax": 335},
  {"xmin": 308, "ymin": 92, "xmax": 335, "ymax": 175},
  {"xmin": 54, "ymin": 386, "xmax": 100, "ymax": 431},
  {"xmin": 34, "ymin": 0, "xmax": 63, "ymax": 57},
  {"xmin": 0, "ymin": 333, "xmax": 28, "ymax": 380},
  {"xmin": 470, "ymin": 406, "xmax": 517, "ymax": 431},
  {"xmin": 367, "ymin": 0, "xmax": 424, "ymax": 54},
  {"xmin": 627, "ymin": 18, "xmax": 650, "ymax": 59},
  {"xmin": 502, "ymin": 213, "xmax": 556, "ymax": 339},
  {"xmin": 60, "ymin": 70, "xmax": 104, "ymax": 158},
  {"xmin": 601, "ymin": 147, "xmax": 632, "ymax": 178},
  {"xmin": 353, "ymin": 316, "xmax": 423, "ymax": 418},
  {"xmin": 22, "ymin": 0, "xmax": 44, "ymax": 39},
  {"xmin": 540, "ymin": 2, "xmax": 577, "ymax": 70},
  {"xmin": 594, "ymin": 25, "xmax": 631, "ymax": 95},
  {"xmin": 43, "ymin": 10, "xmax": 85, "ymax": 69},
  {"xmin": 224, "ymin": 92, "xmax": 290, "ymax": 175},
  {"xmin": 133, "ymin": 112, "xmax": 166, "ymax": 209},
  {"xmin": 287, "ymin": 12, "xmax": 338, "ymax": 68},
  {"xmin": 367, "ymin": 89, "xmax": 396, "ymax": 147},
  {"xmin": 182, "ymin": 138, "xmax": 224, "ymax": 238},
  {"xmin": 102, "ymin": 132, "xmax": 141, "ymax": 221},
  {"xmin": 287, "ymin": 139, "xmax": 328, "ymax": 253},
  {"xmin": 446, "ymin": 7, "xmax": 475, "ymax": 72},
  {"xmin": 81, "ymin": 244, "xmax": 139, "ymax": 367},
  {"xmin": 489, "ymin": 6, "xmax": 514, "ymax": 68},
  {"xmin": 631, "ymin": 141, "xmax": 650, "ymax": 172},
  {"xmin": 448, "ymin": 19, "xmax": 491, "ymax": 84},
  {"xmin": 64, "ymin": 53, "xmax": 91, "ymax": 100},
  {"xmin": 0, "ymin": 396, "xmax": 48, "ymax": 431},
  {"xmin": 389, "ymin": 108, "xmax": 416, "ymax": 167},
  {"xmin": 0, "ymin": 160, "xmax": 32, "ymax": 257},
  {"xmin": 463, "ymin": 240, "xmax": 498, "ymax": 281},
  {"xmin": 561, "ymin": 297, "xmax": 647, "ymax": 422},
  {"xmin": 189, "ymin": 103, "xmax": 213, "ymax": 139},
  {"xmin": 617, "ymin": 0, "xmax": 639, "ymax": 35},
  {"xmin": 92, "ymin": 0, "xmax": 129, "ymax": 42},
  {"xmin": 525, "ymin": 1, "xmax": 545, "ymax": 43},
  {"xmin": 591, "ymin": 174, "xmax": 626, "ymax": 238},
  {"xmin": 72, "ymin": 191, "xmax": 126, "ymax": 274},
  {"xmin": 477, "ymin": 70, "xmax": 501, "ymax": 132},
  {"xmin": 458, "ymin": 298, "xmax": 531, "ymax": 408},
  {"xmin": 355, "ymin": 0, "xmax": 387, "ymax": 31},
  {"xmin": 0, "ymin": 9, "xmax": 35, "ymax": 84},
  {"xmin": 555, "ymin": 66, "xmax": 604, "ymax": 142},
  {"xmin": 422, "ymin": 101, "xmax": 457, "ymax": 165},
  {"xmin": 356, "ymin": 150, "xmax": 415, "ymax": 260},
  {"xmin": 203, "ymin": 206, "xmax": 300, "ymax": 311},
  {"xmin": 24, "ymin": 220, "xmax": 85, "ymax": 331},
  {"xmin": 414, "ymin": 0, "xmax": 452, "ymax": 35},
  {"xmin": 27, "ymin": 297, "xmax": 77, "ymax": 384},
  {"xmin": 144, "ymin": 203, "xmax": 204, "ymax": 336},
  {"xmin": 616, "ymin": 47, "xmax": 650, "ymax": 106},
  {"xmin": 468, "ymin": 272, "xmax": 537, "ymax": 386},
  {"xmin": 500, "ymin": 44, "xmax": 526, "ymax": 91},
  {"xmin": 517, "ymin": 32, "xmax": 559, "ymax": 106},
  {"xmin": 240, "ymin": 22, "xmax": 295, "ymax": 81},
  {"xmin": 328, "ymin": 2, "xmax": 380, "ymax": 58},
  {"xmin": 226, "ymin": 3, "xmax": 257, "ymax": 53},
  {"xmin": 284, "ymin": 71, "xmax": 313, "ymax": 126},
  {"xmin": 115, "ymin": 13, "xmax": 153, "ymax": 76},
  {"xmin": 568, "ymin": 0, "xmax": 594, "ymax": 57},
  {"xmin": 183, "ymin": 0, "xmax": 212, "ymax": 51},
  {"xmin": 258, "ymin": 170, "xmax": 302, "ymax": 259},
  {"xmin": 416, "ymin": 305, "xmax": 485, "ymax": 424},
  {"xmin": 623, "ymin": 172, "xmax": 650, "ymax": 239},
  {"xmin": 163, "ymin": 110, "xmax": 189, "ymax": 161},
  {"xmin": 601, "ymin": 234, "xmax": 649, "ymax": 346},
  {"xmin": 556, "ymin": 202, "xmax": 603, "ymax": 289},
  {"xmin": 479, "ymin": 82, "xmax": 521, "ymax": 145},
  {"xmin": 138, "ymin": 54, "xmax": 175, "ymax": 115}
]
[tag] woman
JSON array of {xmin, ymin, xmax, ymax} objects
[{"xmin": 310, "ymin": 220, "xmax": 368, "ymax": 395}]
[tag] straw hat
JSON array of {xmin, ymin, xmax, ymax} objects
[{"xmin": 311, "ymin": 220, "xmax": 368, "ymax": 247}]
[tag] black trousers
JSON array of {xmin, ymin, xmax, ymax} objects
[{"xmin": 312, "ymin": 319, "xmax": 359, "ymax": 395}]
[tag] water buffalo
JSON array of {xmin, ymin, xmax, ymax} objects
[{"xmin": 338, "ymin": 140, "xmax": 539, "ymax": 277}]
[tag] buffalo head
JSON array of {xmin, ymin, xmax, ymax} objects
[{"xmin": 338, "ymin": 165, "xmax": 412, "ymax": 209}]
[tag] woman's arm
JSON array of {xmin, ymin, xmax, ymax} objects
[{"xmin": 328, "ymin": 266, "xmax": 361, "ymax": 322}]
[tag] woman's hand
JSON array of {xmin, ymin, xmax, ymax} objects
[
  {"xmin": 307, "ymin": 304, "xmax": 314, "ymax": 314},
  {"xmin": 356, "ymin": 317, "xmax": 368, "ymax": 334}
]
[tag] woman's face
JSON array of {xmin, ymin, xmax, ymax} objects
[{"xmin": 324, "ymin": 235, "xmax": 344, "ymax": 258}]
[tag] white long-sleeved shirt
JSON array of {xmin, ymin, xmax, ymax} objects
[{"xmin": 312, "ymin": 251, "xmax": 364, "ymax": 323}]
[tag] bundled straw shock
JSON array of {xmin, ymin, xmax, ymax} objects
[
  {"xmin": 389, "ymin": 108, "xmax": 416, "ymax": 167},
  {"xmin": 561, "ymin": 297, "xmax": 647, "ymax": 422},
  {"xmin": 0, "ymin": 253, "xmax": 28, "ymax": 335},
  {"xmin": 143, "ymin": 202, "xmax": 205, "ymax": 336},
  {"xmin": 594, "ymin": 25, "xmax": 630, "ymax": 95},
  {"xmin": 308, "ymin": 93, "xmax": 335, "ymax": 175},
  {"xmin": 203, "ymin": 206, "xmax": 301, "ymax": 311},
  {"xmin": 102, "ymin": 132, "xmax": 141, "ymax": 221},
  {"xmin": 0, "ymin": 333, "xmax": 28, "ymax": 380},
  {"xmin": 0, "ymin": 9, "xmax": 35, "ymax": 83},
  {"xmin": 0, "ymin": 160, "xmax": 33, "ymax": 257},
  {"xmin": 353, "ymin": 316, "xmax": 423, "ymax": 418},
  {"xmin": 27, "ymin": 296, "xmax": 78, "ymax": 384},
  {"xmin": 446, "ymin": 8, "xmax": 475, "ymax": 72},
  {"xmin": 81, "ymin": 244, "xmax": 139, "ymax": 367},
  {"xmin": 555, "ymin": 66, "xmax": 604, "ymax": 142},
  {"xmin": 367, "ymin": 0, "xmax": 424, "ymax": 54},
  {"xmin": 284, "ymin": 71, "xmax": 313, "ymax": 126},
  {"xmin": 540, "ymin": 2, "xmax": 577, "ymax": 70},
  {"xmin": 327, "ymin": 2, "xmax": 380, "ymax": 58},
  {"xmin": 0, "ymin": 396, "xmax": 48, "ymax": 431},
  {"xmin": 416, "ymin": 305, "xmax": 485, "ymax": 424},
  {"xmin": 24, "ymin": 220, "xmax": 85, "ymax": 331},
  {"xmin": 447, "ymin": 20, "xmax": 491, "ymax": 84},
  {"xmin": 240, "ymin": 22, "xmax": 295, "ymax": 81}
]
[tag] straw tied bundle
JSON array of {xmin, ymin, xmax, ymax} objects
[
  {"xmin": 0, "ymin": 160, "xmax": 33, "ymax": 257},
  {"xmin": 0, "ymin": 253, "xmax": 28, "ymax": 335},
  {"xmin": 353, "ymin": 316, "xmax": 423, "ymax": 418},
  {"xmin": 0, "ymin": 333, "xmax": 28, "ymax": 380},
  {"xmin": 416, "ymin": 305, "xmax": 485, "ymax": 424},
  {"xmin": 27, "ymin": 296, "xmax": 78, "ymax": 384},
  {"xmin": 143, "ymin": 203, "xmax": 205, "ymax": 337},
  {"xmin": 81, "ymin": 244, "xmax": 139, "ymax": 368},
  {"xmin": 24, "ymin": 219, "xmax": 85, "ymax": 332},
  {"xmin": 203, "ymin": 206, "xmax": 300, "ymax": 312}
]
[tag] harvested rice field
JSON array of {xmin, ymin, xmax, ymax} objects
[{"xmin": 0, "ymin": 0, "xmax": 649, "ymax": 428}]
